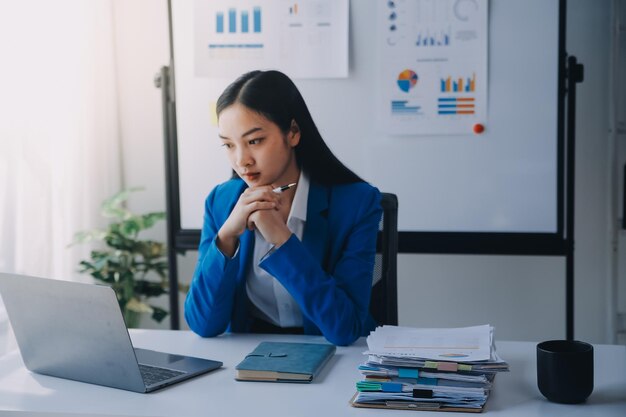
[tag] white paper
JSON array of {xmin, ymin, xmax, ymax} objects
[
  {"xmin": 377, "ymin": 0, "xmax": 488, "ymax": 135},
  {"xmin": 365, "ymin": 325, "xmax": 492, "ymax": 362},
  {"xmin": 194, "ymin": 0, "xmax": 349, "ymax": 79}
]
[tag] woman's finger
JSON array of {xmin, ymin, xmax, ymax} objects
[
  {"xmin": 241, "ymin": 186, "xmax": 280, "ymax": 204},
  {"xmin": 245, "ymin": 201, "xmax": 277, "ymax": 214}
]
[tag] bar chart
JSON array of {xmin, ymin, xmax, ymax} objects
[
  {"xmin": 415, "ymin": 28, "xmax": 451, "ymax": 46},
  {"xmin": 440, "ymin": 73, "xmax": 476, "ymax": 93},
  {"xmin": 215, "ymin": 7, "xmax": 262, "ymax": 34},
  {"xmin": 437, "ymin": 97, "xmax": 475, "ymax": 115}
]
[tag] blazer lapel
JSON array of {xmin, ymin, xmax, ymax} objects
[{"xmin": 302, "ymin": 182, "xmax": 329, "ymax": 266}]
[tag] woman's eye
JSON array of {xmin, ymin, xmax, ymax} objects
[
  {"xmin": 249, "ymin": 138, "xmax": 263, "ymax": 145},
  {"xmin": 221, "ymin": 143, "xmax": 232, "ymax": 149}
]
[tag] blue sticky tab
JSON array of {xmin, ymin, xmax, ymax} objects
[
  {"xmin": 398, "ymin": 368, "xmax": 419, "ymax": 378},
  {"xmin": 417, "ymin": 377, "xmax": 438, "ymax": 386},
  {"xmin": 381, "ymin": 382, "xmax": 403, "ymax": 392}
]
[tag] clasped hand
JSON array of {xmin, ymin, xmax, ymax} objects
[{"xmin": 217, "ymin": 186, "xmax": 292, "ymax": 256}]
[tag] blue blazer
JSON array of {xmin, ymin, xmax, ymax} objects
[{"xmin": 184, "ymin": 178, "xmax": 382, "ymax": 346}]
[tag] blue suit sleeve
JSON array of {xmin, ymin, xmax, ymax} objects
[
  {"xmin": 184, "ymin": 187, "xmax": 240, "ymax": 337},
  {"xmin": 260, "ymin": 186, "xmax": 382, "ymax": 346}
]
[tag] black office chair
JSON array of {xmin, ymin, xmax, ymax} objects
[{"xmin": 369, "ymin": 193, "xmax": 399, "ymax": 326}]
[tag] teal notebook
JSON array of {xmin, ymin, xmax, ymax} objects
[{"xmin": 235, "ymin": 341, "xmax": 336, "ymax": 382}]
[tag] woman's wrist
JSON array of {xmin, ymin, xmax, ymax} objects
[
  {"xmin": 270, "ymin": 229, "xmax": 292, "ymax": 248},
  {"xmin": 216, "ymin": 230, "xmax": 239, "ymax": 257}
]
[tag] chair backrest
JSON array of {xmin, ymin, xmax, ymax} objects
[{"xmin": 370, "ymin": 192, "xmax": 399, "ymax": 326}]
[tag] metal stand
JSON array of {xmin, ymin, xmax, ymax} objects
[
  {"xmin": 565, "ymin": 55, "xmax": 584, "ymax": 340},
  {"xmin": 155, "ymin": 66, "xmax": 181, "ymax": 330}
]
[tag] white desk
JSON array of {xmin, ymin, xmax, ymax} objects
[{"xmin": 0, "ymin": 330, "xmax": 624, "ymax": 416}]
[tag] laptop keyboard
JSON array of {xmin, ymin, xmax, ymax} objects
[{"xmin": 139, "ymin": 363, "xmax": 186, "ymax": 386}]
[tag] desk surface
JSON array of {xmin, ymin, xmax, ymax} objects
[{"xmin": 0, "ymin": 330, "xmax": 624, "ymax": 416}]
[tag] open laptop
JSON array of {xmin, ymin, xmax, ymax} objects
[{"xmin": 0, "ymin": 273, "xmax": 222, "ymax": 393}]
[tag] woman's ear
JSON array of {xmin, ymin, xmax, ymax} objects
[{"xmin": 288, "ymin": 119, "xmax": 301, "ymax": 147}]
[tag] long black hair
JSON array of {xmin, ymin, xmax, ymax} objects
[{"xmin": 216, "ymin": 70, "xmax": 363, "ymax": 185}]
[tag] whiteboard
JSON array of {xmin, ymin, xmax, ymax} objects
[{"xmin": 170, "ymin": 0, "xmax": 561, "ymax": 235}]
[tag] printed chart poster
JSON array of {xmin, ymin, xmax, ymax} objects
[
  {"xmin": 377, "ymin": 0, "xmax": 488, "ymax": 135},
  {"xmin": 194, "ymin": 0, "xmax": 348, "ymax": 79}
]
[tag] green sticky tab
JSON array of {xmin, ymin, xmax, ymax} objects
[
  {"xmin": 356, "ymin": 381, "xmax": 381, "ymax": 392},
  {"xmin": 425, "ymin": 361, "xmax": 438, "ymax": 369},
  {"xmin": 398, "ymin": 368, "xmax": 419, "ymax": 378},
  {"xmin": 458, "ymin": 364, "xmax": 472, "ymax": 371}
]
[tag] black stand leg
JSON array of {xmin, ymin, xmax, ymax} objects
[
  {"xmin": 565, "ymin": 56, "xmax": 584, "ymax": 341},
  {"xmin": 156, "ymin": 66, "xmax": 181, "ymax": 330}
]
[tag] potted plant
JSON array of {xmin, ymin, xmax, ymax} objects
[{"xmin": 71, "ymin": 188, "xmax": 171, "ymax": 328}]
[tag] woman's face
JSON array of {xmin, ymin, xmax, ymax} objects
[{"xmin": 218, "ymin": 103, "xmax": 300, "ymax": 188}]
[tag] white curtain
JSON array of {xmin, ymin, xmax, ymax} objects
[{"xmin": 0, "ymin": 0, "xmax": 122, "ymax": 353}]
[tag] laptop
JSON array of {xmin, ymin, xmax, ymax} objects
[{"xmin": 0, "ymin": 273, "xmax": 222, "ymax": 393}]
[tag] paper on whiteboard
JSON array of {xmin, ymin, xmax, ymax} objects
[
  {"xmin": 193, "ymin": 0, "xmax": 349, "ymax": 79},
  {"xmin": 377, "ymin": 0, "xmax": 489, "ymax": 135}
]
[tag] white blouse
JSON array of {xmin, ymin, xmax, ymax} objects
[{"xmin": 245, "ymin": 172, "xmax": 309, "ymax": 327}]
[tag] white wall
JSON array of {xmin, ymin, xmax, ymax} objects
[
  {"xmin": 566, "ymin": 0, "xmax": 612, "ymax": 343},
  {"xmin": 113, "ymin": 0, "xmax": 169, "ymax": 216},
  {"xmin": 112, "ymin": 0, "xmax": 170, "ymax": 328},
  {"xmin": 113, "ymin": 0, "xmax": 616, "ymax": 342}
]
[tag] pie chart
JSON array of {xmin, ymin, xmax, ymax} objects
[{"xmin": 397, "ymin": 69, "xmax": 418, "ymax": 92}]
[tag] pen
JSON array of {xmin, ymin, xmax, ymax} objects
[{"xmin": 272, "ymin": 183, "xmax": 297, "ymax": 193}]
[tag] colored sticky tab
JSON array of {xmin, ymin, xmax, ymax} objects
[
  {"xmin": 365, "ymin": 377, "xmax": 390, "ymax": 382},
  {"xmin": 381, "ymin": 382, "xmax": 403, "ymax": 393},
  {"xmin": 417, "ymin": 377, "xmax": 438, "ymax": 386},
  {"xmin": 398, "ymin": 368, "xmax": 419, "ymax": 378},
  {"xmin": 424, "ymin": 361, "xmax": 439, "ymax": 369},
  {"xmin": 458, "ymin": 364, "xmax": 472, "ymax": 372},
  {"xmin": 413, "ymin": 389, "xmax": 434, "ymax": 399},
  {"xmin": 356, "ymin": 381, "xmax": 381, "ymax": 392},
  {"xmin": 356, "ymin": 380, "xmax": 376, "ymax": 386},
  {"xmin": 437, "ymin": 362, "xmax": 458, "ymax": 372}
]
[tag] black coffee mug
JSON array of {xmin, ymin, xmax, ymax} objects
[{"xmin": 537, "ymin": 340, "xmax": 594, "ymax": 404}]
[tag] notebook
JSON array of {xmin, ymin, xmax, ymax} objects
[
  {"xmin": 235, "ymin": 341, "xmax": 336, "ymax": 382},
  {"xmin": 0, "ymin": 273, "xmax": 222, "ymax": 393}
]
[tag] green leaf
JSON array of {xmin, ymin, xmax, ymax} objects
[
  {"xmin": 100, "ymin": 187, "xmax": 144, "ymax": 220},
  {"xmin": 135, "ymin": 241, "xmax": 166, "ymax": 259},
  {"xmin": 150, "ymin": 306, "xmax": 169, "ymax": 323},
  {"xmin": 119, "ymin": 217, "xmax": 142, "ymax": 236},
  {"xmin": 134, "ymin": 280, "xmax": 168, "ymax": 297},
  {"xmin": 141, "ymin": 212, "xmax": 166, "ymax": 229},
  {"xmin": 104, "ymin": 232, "xmax": 135, "ymax": 251}
]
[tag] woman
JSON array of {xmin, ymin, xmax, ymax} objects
[{"xmin": 184, "ymin": 70, "xmax": 382, "ymax": 346}]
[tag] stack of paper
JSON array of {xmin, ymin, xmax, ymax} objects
[{"xmin": 350, "ymin": 325, "xmax": 508, "ymax": 413}]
